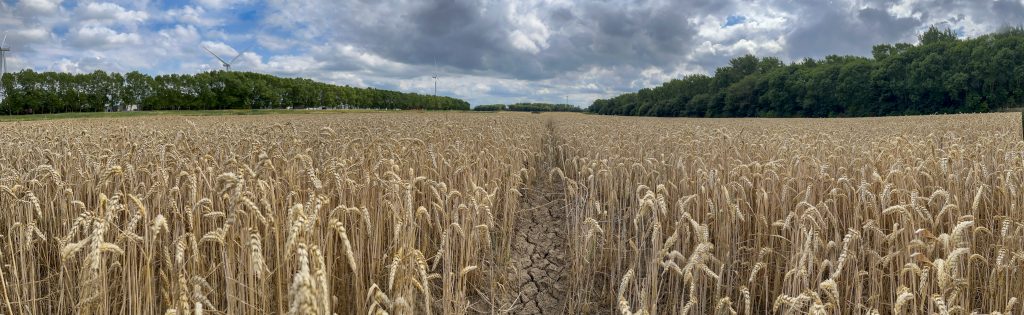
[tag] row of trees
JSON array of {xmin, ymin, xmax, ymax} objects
[
  {"xmin": 590, "ymin": 27, "xmax": 1024, "ymax": 117},
  {"xmin": 0, "ymin": 70, "xmax": 469, "ymax": 114},
  {"xmin": 473, "ymin": 103, "xmax": 583, "ymax": 112}
]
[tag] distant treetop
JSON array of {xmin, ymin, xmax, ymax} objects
[
  {"xmin": 0, "ymin": 70, "xmax": 470, "ymax": 115},
  {"xmin": 473, "ymin": 103, "xmax": 583, "ymax": 112},
  {"xmin": 590, "ymin": 26, "xmax": 1024, "ymax": 117}
]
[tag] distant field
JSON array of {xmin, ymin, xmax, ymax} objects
[{"xmin": 1, "ymin": 112, "xmax": 1021, "ymax": 314}]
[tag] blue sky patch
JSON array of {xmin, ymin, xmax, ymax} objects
[{"xmin": 722, "ymin": 15, "xmax": 747, "ymax": 28}]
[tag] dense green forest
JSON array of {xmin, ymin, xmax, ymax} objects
[
  {"xmin": 0, "ymin": 70, "xmax": 469, "ymax": 114},
  {"xmin": 473, "ymin": 103, "xmax": 583, "ymax": 112},
  {"xmin": 590, "ymin": 27, "xmax": 1024, "ymax": 117}
]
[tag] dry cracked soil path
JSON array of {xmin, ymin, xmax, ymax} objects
[{"xmin": 506, "ymin": 121, "xmax": 569, "ymax": 314}]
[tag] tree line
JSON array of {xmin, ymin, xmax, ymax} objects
[
  {"xmin": 0, "ymin": 70, "xmax": 469, "ymax": 115},
  {"xmin": 473, "ymin": 103, "xmax": 583, "ymax": 112},
  {"xmin": 590, "ymin": 27, "xmax": 1024, "ymax": 117}
]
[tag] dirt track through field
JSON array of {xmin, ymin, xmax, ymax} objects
[{"xmin": 506, "ymin": 120, "xmax": 568, "ymax": 314}]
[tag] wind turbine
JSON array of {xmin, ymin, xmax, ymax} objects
[{"xmin": 202, "ymin": 44, "xmax": 251, "ymax": 72}]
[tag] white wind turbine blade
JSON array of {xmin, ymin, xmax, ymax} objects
[
  {"xmin": 229, "ymin": 44, "xmax": 254, "ymax": 64},
  {"xmin": 202, "ymin": 45, "xmax": 229, "ymax": 65},
  {"xmin": 1, "ymin": 31, "xmax": 7, "ymax": 48}
]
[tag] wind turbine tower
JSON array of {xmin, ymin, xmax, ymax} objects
[
  {"xmin": 0, "ymin": 32, "xmax": 10, "ymax": 100},
  {"xmin": 1, "ymin": 32, "xmax": 9, "ymax": 80},
  {"xmin": 431, "ymin": 60, "xmax": 439, "ymax": 98}
]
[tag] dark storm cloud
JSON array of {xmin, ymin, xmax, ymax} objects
[
  {"xmin": 786, "ymin": 6, "xmax": 920, "ymax": 58},
  {"xmin": 302, "ymin": 0, "xmax": 524, "ymax": 78},
  {"xmin": 389, "ymin": 0, "xmax": 507, "ymax": 71},
  {"xmin": 992, "ymin": 0, "xmax": 1024, "ymax": 25},
  {"xmin": 280, "ymin": 0, "xmax": 707, "ymax": 81},
  {"xmin": 571, "ymin": 1, "xmax": 700, "ymax": 67}
]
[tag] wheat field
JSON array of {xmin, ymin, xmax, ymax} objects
[{"xmin": 0, "ymin": 112, "xmax": 1022, "ymax": 314}]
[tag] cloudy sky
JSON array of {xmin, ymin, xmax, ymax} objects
[{"xmin": 1, "ymin": 0, "xmax": 1023, "ymax": 106}]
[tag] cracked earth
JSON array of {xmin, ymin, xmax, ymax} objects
[
  {"xmin": 505, "ymin": 122, "xmax": 568, "ymax": 314},
  {"xmin": 508, "ymin": 184, "xmax": 567, "ymax": 313}
]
